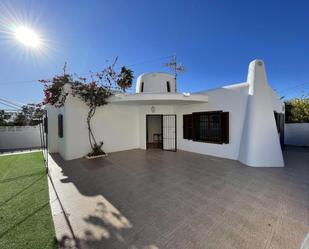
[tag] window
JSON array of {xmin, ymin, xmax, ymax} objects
[
  {"xmin": 58, "ymin": 114, "xmax": 63, "ymax": 138},
  {"xmin": 167, "ymin": 81, "xmax": 171, "ymax": 92},
  {"xmin": 141, "ymin": 82, "xmax": 144, "ymax": 92},
  {"xmin": 183, "ymin": 111, "xmax": 229, "ymax": 144}
]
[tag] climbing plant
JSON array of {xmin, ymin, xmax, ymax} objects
[{"xmin": 40, "ymin": 61, "xmax": 134, "ymax": 157}]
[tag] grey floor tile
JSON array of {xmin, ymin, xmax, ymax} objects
[{"xmin": 48, "ymin": 146, "xmax": 309, "ymax": 249}]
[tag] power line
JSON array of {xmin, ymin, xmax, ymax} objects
[
  {"xmin": 0, "ymin": 97, "xmax": 24, "ymax": 107},
  {"xmin": 278, "ymin": 81, "xmax": 309, "ymax": 93},
  {"xmin": 0, "ymin": 101, "xmax": 21, "ymax": 110},
  {"xmin": 77, "ymin": 55, "xmax": 174, "ymax": 77},
  {"xmin": 0, "ymin": 55, "xmax": 174, "ymax": 85},
  {"xmin": 0, "ymin": 100, "xmax": 20, "ymax": 108},
  {"xmin": 127, "ymin": 55, "xmax": 173, "ymax": 67}
]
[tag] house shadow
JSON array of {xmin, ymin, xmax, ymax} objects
[{"xmin": 50, "ymin": 152, "xmax": 164, "ymax": 249}]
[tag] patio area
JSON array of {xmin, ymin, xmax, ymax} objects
[{"xmin": 48, "ymin": 147, "xmax": 309, "ymax": 249}]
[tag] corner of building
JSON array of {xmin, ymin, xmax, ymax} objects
[{"xmin": 238, "ymin": 59, "xmax": 284, "ymax": 167}]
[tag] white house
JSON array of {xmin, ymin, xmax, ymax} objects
[{"xmin": 46, "ymin": 59, "xmax": 285, "ymax": 167}]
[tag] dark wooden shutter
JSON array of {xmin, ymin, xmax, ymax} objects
[
  {"xmin": 44, "ymin": 117, "xmax": 48, "ymax": 134},
  {"xmin": 221, "ymin": 112, "xmax": 229, "ymax": 143},
  {"xmin": 183, "ymin": 114, "xmax": 193, "ymax": 139},
  {"xmin": 58, "ymin": 114, "xmax": 63, "ymax": 138},
  {"xmin": 183, "ymin": 115, "xmax": 187, "ymax": 139},
  {"xmin": 192, "ymin": 113, "xmax": 199, "ymax": 141}
]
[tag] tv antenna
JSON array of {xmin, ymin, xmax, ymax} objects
[{"xmin": 164, "ymin": 55, "xmax": 185, "ymax": 91}]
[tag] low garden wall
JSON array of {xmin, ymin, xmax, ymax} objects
[
  {"xmin": 285, "ymin": 123, "xmax": 309, "ymax": 147},
  {"xmin": 0, "ymin": 126, "xmax": 42, "ymax": 151}
]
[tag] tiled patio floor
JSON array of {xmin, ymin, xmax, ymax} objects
[{"xmin": 48, "ymin": 147, "xmax": 309, "ymax": 249}]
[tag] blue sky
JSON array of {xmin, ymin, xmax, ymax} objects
[{"xmin": 1, "ymin": 0, "xmax": 309, "ymax": 108}]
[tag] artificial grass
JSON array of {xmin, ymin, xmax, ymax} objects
[{"xmin": 0, "ymin": 152, "xmax": 57, "ymax": 249}]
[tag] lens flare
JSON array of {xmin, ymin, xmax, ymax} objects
[
  {"xmin": 0, "ymin": 2, "xmax": 59, "ymax": 64},
  {"xmin": 14, "ymin": 26, "xmax": 40, "ymax": 48}
]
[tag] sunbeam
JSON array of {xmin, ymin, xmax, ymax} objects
[{"xmin": 0, "ymin": 1, "xmax": 56, "ymax": 66}]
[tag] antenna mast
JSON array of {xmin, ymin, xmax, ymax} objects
[{"xmin": 164, "ymin": 55, "xmax": 185, "ymax": 91}]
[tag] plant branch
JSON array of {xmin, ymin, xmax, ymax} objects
[{"xmin": 40, "ymin": 60, "xmax": 134, "ymax": 157}]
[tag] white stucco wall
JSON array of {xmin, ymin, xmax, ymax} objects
[
  {"xmin": 269, "ymin": 87, "xmax": 285, "ymax": 113},
  {"xmin": 136, "ymin": 72, "xmax": 176, "ymax": 93},
  {"xmin": 58, "ymin": 92, "xmax": 140, "ymax": 160},
  {"xmin": 46, "ymin": 103, "xmax": 66, "ymax": 159},
  {"xmin": 285, "ymin": 123, "xmax": 309, "ymax": 146},
  {"xmin": 0, "ymin": 126, "xmax": 41, "ymax": 151},
  {"xmin": 175, "ymin": 87, "xmax": 249, "ymax": 160},
  {"xmin": 46, "ymin": 104, "xmax": 60, "ymax": 153}
]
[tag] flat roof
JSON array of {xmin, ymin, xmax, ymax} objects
[{"xmin": 109, "ymin": 92, "xmax": 208, "ymax": 105}]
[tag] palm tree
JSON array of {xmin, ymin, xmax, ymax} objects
[{"xmin": 117, "ymin": 66, "xmax": 134, "ymax": 92}]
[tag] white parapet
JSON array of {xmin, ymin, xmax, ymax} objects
[
  {"xmin": 135, "ymin": 72, "xmax": 176, "ymax": 93},
  {"xmin": 238, "ymin": 59, "xmax": 284, "ymax": 167}
]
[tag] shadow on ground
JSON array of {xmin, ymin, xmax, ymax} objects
[{"xmin": 50, "ymin": 147, "xmax": 309, "ymax": 249}]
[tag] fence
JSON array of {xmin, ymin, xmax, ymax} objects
[
  {"xmin": 285, "ymin": 123, "xmax": 309, "ymax": 147},
  {"xmin": 0, "ymin": 126, "xmax": 42, "ymax": 152}
]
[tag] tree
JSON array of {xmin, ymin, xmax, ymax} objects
[
  {"xmin": 40, "ymin": 60, "xmax": 134, "ymax": 157},
  {"xmin": 13, "ymin": 112, "xmax": 27, "ymax": 126},
  {"xmin": 0, "ymin": 110, "xmax": 11, "ymax": 126},
  {"xmin": 117, "ymin": 67, "xmax": 134, "ymax": 92},
  {"xmin": 285, "ymin": 94, "xmax": 309, "ymax": 123},
  {"xmin": 12, "ymin": 105, "xmax": 43, "ymax": 126}
]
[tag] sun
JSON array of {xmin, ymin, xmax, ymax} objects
[{"xmin": 14, "ymin": 26, "xmax": 41, "ymax": 48}]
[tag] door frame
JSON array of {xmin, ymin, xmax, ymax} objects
[
  {"xmin": 146, "ymin": 114, "xmax": 163, "ymax": 150},
  {"xmin": 146, "ymin": 114, "xmax": 177, "ymax": 151}
]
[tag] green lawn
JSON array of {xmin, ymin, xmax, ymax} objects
[{"xmin": 0, "ymin": 152, "xmax": 57, "ymax": 249}]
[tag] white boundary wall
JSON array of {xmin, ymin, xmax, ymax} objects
[
  {"xmin": 285, "ymin": 123, "xmax": 309, "ymax": 146},
  {"xmin": 0, "ymin": 126, "xmax": 41, "ymax": 151}
]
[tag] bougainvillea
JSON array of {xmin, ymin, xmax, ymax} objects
[
  {"xmin": 39, "ymin": 73, "xmax": 71, "ymax": 107},
  {"xmin": 40, "ymin": 61, "xmax": 134, "ymax": 157}
]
